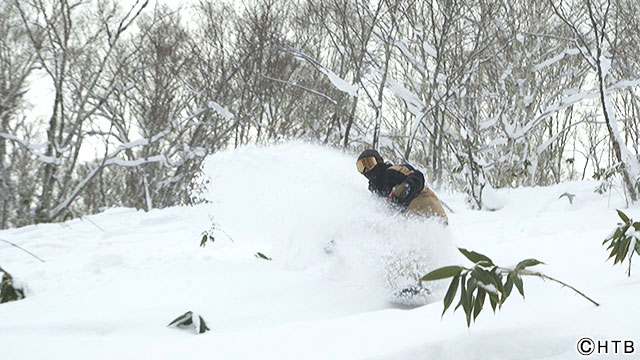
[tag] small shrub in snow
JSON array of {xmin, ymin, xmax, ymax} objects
[
  {"xmin": 200, "ymin": 231, "xmax": 215, "ymax": 247},
  {"xmin": 603, "ymin": 210, "xmax": 640, "ymax": 276},
  {"xmin": 200, "ymin": 218, "xmax": 235, "ymax": 247},
  {"xmin": 464, "ymin": 183, "xmax": 484, "ymax": 211},
  {"xmin": 421, "ymin": 248, "xmax": 599, "ymax": 327},
  {"xmin": 255, "ymin": 252, "xmax": 272, "ymax": 261},
  {"xmin": 593, "ymin": 163, "xmax": 620, "ymax": 195},
  {"xmin": 0, "ymin": 266, "xmax": 25, "ymax": 304},
  {"xmin": 167, "ymin": 311, "xmax": 210, "ymax": 334},
  {"xmin": 558, "ymin": 192, "xmax": 575, "ymax": 204}
]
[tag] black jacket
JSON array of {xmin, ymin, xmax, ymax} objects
[{"xmin": 366, "ymin": 163, "xmax": 425, "ymax": 207}]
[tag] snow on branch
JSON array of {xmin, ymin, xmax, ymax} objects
[
  {"xmin": 104, "ymin": 155, "xmax": 168, "ymax": 167},
  {"xmin": 207, "ymin": 101, "xmax": 235, "ymax": 120},
  {"xmin": 47, "ymin": 106, "xmax": 212, "ymax": 220},
  {"xmin": 50, "ymin": 152, "xmax": 182, "ymax": 219},
  {"xmin": 114, "ymin": 139, "xmax": 149, "ymax": 152},
  {"xmin": 533, "ymin": 48, "xmax": 580, "ymax": 72},
  {"xmin": 423, "ymin": 43, "xmax": 438, "ymax": 58},
  {"xmin": 519, "ymin": 90, "xmax": 599, "ymax": 138},
  {"xmin": 385, "ymin": 77, "xmax": 425, "ymax": 117},
  {"xmin": 281, "ymin": 48, "xmax": 358, "ymax": 97},
  {"xmin": 319, "ymin": 68, "xmax": 358, "ymax": 97},
  {"xmin": 520, "ymin": 76, "xmax": 640, "ymax": 142},
  {"xmin": 261, "ymin": 74, "xmax": 337, "ymax": 105},
  {"xmin": 608, "ymin": 78, "xmax": 640, "ymax": 92},
  {"xmin": 394, "ymin": 40, "xmax": 427, "ymax": 74},
  {"xmin": 0, "ymin": 132, "xmax": 61, "ymax": 165}
]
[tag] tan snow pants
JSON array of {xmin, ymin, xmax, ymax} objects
[{"xmin": 406, "ymin": 187, "xmax": 448, "ymax": 225}]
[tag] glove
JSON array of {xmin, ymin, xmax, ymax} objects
[{"xmin": 389, "ymin": 182, "xmax": 411, "ymax": 203}]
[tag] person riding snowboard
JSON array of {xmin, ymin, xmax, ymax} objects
[
  {"xmin": 356, "ymin": 149, "xmax": 447, "ymax": 224},
  {"xmin": 356, "ymin": 149, "xmax": 448, "ymax": 305}
]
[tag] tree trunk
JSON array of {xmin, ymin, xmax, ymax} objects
[{"xmin": 597, "ymin": 60, "xmax": 638, "ymax": 202}]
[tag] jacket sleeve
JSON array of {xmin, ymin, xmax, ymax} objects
[
  {"xmin": 401, "ymin": 165, "xmax": 425, "ymax": 200},
  {"xmin": 385, "ymin": 164, "xmax": 425, "ymax": 205}
]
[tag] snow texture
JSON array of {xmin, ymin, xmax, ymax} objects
[{"xmin": 1, "ymin": 142, "xmax": 640, "ymax": 359}]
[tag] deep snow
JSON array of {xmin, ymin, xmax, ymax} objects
[{"xmin": 1, "ymin": 142, "xmax": 639, "ymax": 359}]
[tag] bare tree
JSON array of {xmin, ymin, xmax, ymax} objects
[
  {"xmin": 0, "ymin": 2, "xmax": 38, "ymax": 228},
  {"xmin": 9, "ymin": 0, "xmax": 149, "ymax": 223},
  {"xmin": 550, "ymin": 0, "xmax": 640, "ymax": 201}
]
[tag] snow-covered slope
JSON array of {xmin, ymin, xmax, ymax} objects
[{"xmin": 1, "ymin": 142, "xmax": 639, "ymax": 359}]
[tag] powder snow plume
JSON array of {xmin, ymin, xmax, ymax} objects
[{"xmin": 200, "ymin": 141, "xmax": 456, "ymax": 302}]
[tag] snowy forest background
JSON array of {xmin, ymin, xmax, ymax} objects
[{"xmin": 1, "ymin": 0, "xmax": 640, "ymax": 229}]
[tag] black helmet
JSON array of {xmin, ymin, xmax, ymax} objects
[{"xmin": 356, "ymin": 149, "xmax": 383, "ymax": 175}]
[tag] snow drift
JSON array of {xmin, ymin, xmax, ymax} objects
[{"xmin": 2, "ymin": 141, "xmax": 640, "ymax": 360}]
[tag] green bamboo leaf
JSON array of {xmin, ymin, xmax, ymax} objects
[
  {"xmin": 504, "ymin": 272, "xmax": 514, "ymax": 298},
  {"xmin": 458, "ymin": 248, "xmax": 494, "ymax": 266},
  {"xmin": 604, "ymin": 227, "xmax": 622, "ymax": 245},
  {"xmin": 0, "ymin": 268, "xmax": 25, "ymax": 304},
  {"xmin": 619, "ymin": 226, "xmax": 630, "ymax": 241},
  {"xmin": 442, "ymin": 275, "xmax": 460, "ymax": 317},
  {"xmin": 167, "ymin": 311, "xmax": 210, "ymax": 334},
  {"xmin": 473, "ymin": 288, "xmax": 486, "ymax": 320},
  {"xmin": 467, "ymin": 277, "xmax": 478, "ymax": 295},
  {"xmin": 615, "ymin": 226, "xmax": 625, "ymax": 239},
  {"xmin": 1, "ymin": 282, "xmax": 22, "ymax": 303},
  {"xmin": 492, "ymin": 269, "xmax": 505, "ymax": 296},
  {"xmin": 196, "ymin": 315, "xmax": 211, "ymax": 334},
  {"xmin": 609, "ymin": 239, "xmax": 623, "ymax": 260},
  {"xmin": 463, "ymin": 277, "xmax": 475, "ymax": 326},
  {"xmin": 614, "ymin": 237, "xmax": 631, "ymax": 265},
  {"xmin": 513, "ymin": 273, "xmax": 525, "ymax": 298},
  {"xmin": 515, "ymin": 259, "xmax": 544, "ymax": 271},
  {"xmin": 478, "ymin": 268, "xmax": 504, "ymax": 299},
  {"xmin": 617, "ymin": 209, "xmax": 631, "ymax": 224},
  {"xmin": 455, "ymin": 274, "xmax": 467, "ymax": 311},
  {"xmin": 421, "ymin": 266, "xmax": 464, "ymax": 282},
  {"xmin": 255, "ymin": 252, "xmax": 272, "ymax": 261},
  {"xmin": 200, "ymin": 234, "xmax": 208, "ymax": 247},
  {"xmin": 168, "ymin": 311, "xmax": 193, "ymax": 327},
  {"xmin": 471, "ymin": 267, "xmax": 494, "ymax": 288},
  {"xmin": 489, "ymin": 293, "xmax": 498, "ymax": 312}
]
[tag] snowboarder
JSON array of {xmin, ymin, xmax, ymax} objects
[
  {"xmin": 357, "ymin": 149, "xmax": 448, "ymax": 305},
  {"xmin": 356, "ymin": 149, "xmax": 448, "ymax": 224}
]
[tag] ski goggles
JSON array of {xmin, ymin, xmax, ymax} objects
[{"xmin": 356, "ymin": 156, "xmax": 378, "ymax": 174}]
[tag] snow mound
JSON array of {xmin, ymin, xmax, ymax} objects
[{"xmin": 200, "ymin": 141, "xmax": 455, "ymax": 301}]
